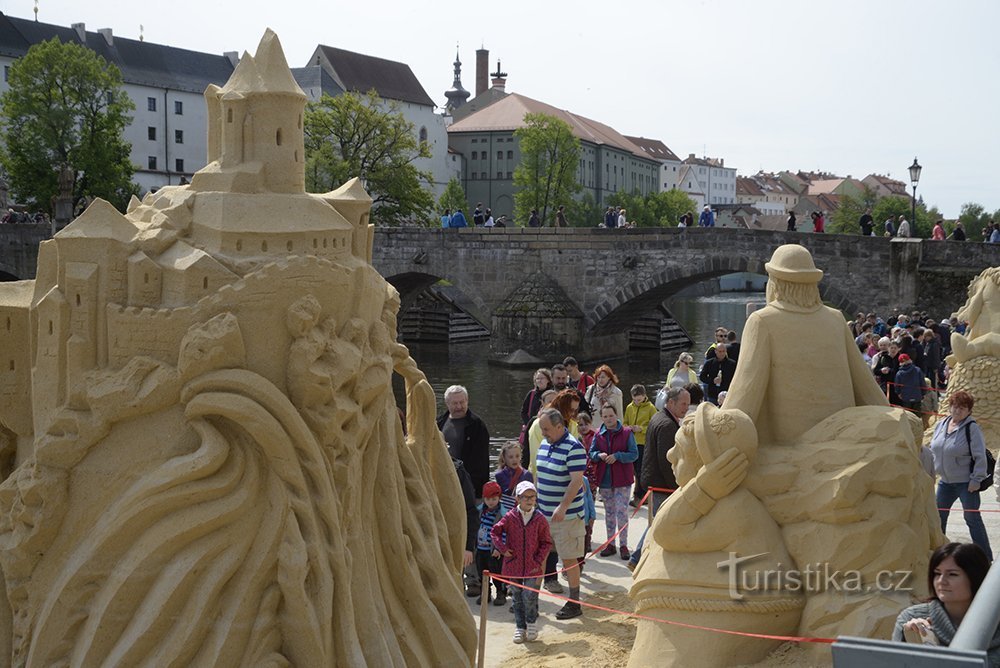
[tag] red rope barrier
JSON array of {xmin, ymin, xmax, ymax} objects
[{"xmin": 489, "ymin": 573, "xmax": 836, "ymax": 645}]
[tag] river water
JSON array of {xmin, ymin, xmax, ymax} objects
[{"xmin": 394, "ymin": 291, "xmax": 766, "ymax": 442}]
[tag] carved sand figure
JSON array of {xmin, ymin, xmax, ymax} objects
[
  {"xmin": 630, "ymin": 244, "xmax": 945, "ymax": 666},
  {"xmin": 0, "ymin": 30, "xmax": 475, "ymax": 666},
  {"xmin": 630, "ymin": 402, "xmax": 803, "ymax": 667},
  {"xmin": 937, "ymin": 267, "xmax": 1000, "ymax": 449}
]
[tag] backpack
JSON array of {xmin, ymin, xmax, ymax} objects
[{"xmin": 965, "ymin": 420, "xmax": 997, "ymax": 492}]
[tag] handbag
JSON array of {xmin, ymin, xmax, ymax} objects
[{"xmin": 965, "ymin": 420, "xmax": 996, "ymax": 492}]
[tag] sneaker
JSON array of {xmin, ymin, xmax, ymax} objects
[
  {"xmin": 543, "ymin": 579, "xmax": 564, "ymax": 594},
  {"xmin": 526, "ymin": 623, "xmax": 538, "ymax": 641},
  {"xmin": 493, "ymin": 589, "xmax": 507, "ymax": 606},
  {"xmin": 626, "ymin": 560, "xmax": 637, "ymax": 573},
  {"xmin": 465, "ymin": 584, "xmax": 481, "ymax": 598},
  {"xmin": 620, "ymin": 546, "xmax": 631, "ymax": 561},
  {"xmin": 555, "ymin": 602, "xmax": 583, "ymax": 620},
  {"xmin": 628, "ymin": 498, "xmax": 637, "ymax": 508},
  {"xmin": 513, "ymin": 628, "xmax": 526, "ymax": 644},
  {"xmin": 599, "ymin": 544, "xmax": 617, "ymax": 557}
]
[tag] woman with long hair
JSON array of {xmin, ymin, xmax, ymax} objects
[
  {"xmin": 585, "ymin": 364, "xmax": 623, "ymax": 418},
  {"xmin": 893, "ymin": 542, "xmax": 999, "ymax": 662}
]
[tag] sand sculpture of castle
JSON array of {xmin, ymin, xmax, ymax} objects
[{"xmin": 0, "ymin": 30, "xmax": 474, "ymax": 666}]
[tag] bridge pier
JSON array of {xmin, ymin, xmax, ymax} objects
[{"xmin": 889, "ymin": 238, "xmax": 922, "ymax": 309}]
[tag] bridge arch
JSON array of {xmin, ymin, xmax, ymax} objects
[
  {"xmin": 384, "ymin": 271, "xmax": 491, "ymax": 328},
  {"xmin": 586, "ymin": 254, "xmax": 861, "ymax": 335}
]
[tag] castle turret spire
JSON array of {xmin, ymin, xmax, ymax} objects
[{"xmin": 443, "ymin": 43, "xmax": 470, "ymax": 112}]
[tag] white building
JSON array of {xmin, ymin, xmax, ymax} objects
[
  {"xmin": 678, "ymin": 153, "xmax": 736, "ymax": 205},
  {"xmin": 299, "ymin": 45, "xmax": 451, "ymax": 200},
  {"xmin": 0, "ymin": 14, "xmax": 237, "ymax": 194}
]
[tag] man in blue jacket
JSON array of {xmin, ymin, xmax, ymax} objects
[
  {"xmin": 450, "ymin": 208, "xmax": 468, "ymax": 228},
  {"xmin": 698, "ymin": 205, "xmax": 715, "ymax": 227}
]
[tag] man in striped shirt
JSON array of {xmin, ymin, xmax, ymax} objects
[{"xmin": 536, "ymin": 407, "xmax": 586, "ymax": 620}]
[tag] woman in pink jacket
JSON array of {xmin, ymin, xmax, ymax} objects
[{"xmin": 491, "ymin": 481, "xmax": 554, "ymax": 644}]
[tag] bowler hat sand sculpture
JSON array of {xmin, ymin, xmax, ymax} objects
[
  {"xmin": 630, "ymin": 244, "xmax": 945, "ymax": 667},
  {"xmin": 0, "ymin": 30, "xmax": 475, "ymax": 666}
]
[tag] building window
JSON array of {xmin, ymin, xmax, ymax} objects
[
  {"xmin": 2, "ymin": 66, "xmax": 7, "ymax": 81},
  {"xmin": 175, "ymin": 130, "xmax": 183, "ymax": 144},
  {"xmin": 506, "ymin": 171, "xmax": 512, "ymax": 179},
  {"xmin": 481, "ymin": 172, "xmax": 487, "ymax": 179},
  {"xmin": 419, "ymin": 126, "xmax": 428, "ymax": 144},
  {"xmin": 497, "ymin": 151, "xmax": 503, "ymax": 160},
  {"xmin": 471, "ymin": 151, "xmax": 477, "ymax": 160},
  {"xmin": 175, "ymin": 158, "xmax": 184, "ymax": 172},
  {"xmin": 147, "ymin": 97, "xmax": 156, "ymax": 112},
  {"xmin": 471, "ymin": 138, "xmax": 478, "ymax": 143},
  {"xmin": 174, "ymin": 100, "xmax": 183, "ymax": 115},
  {"xmin": 507, "ymin": 150, "xmax": 513, "ymax": 160},
  {"xmin": 147, "ymin": 127, "xmax": 156, "ymax": 141},
  {"xmin": 471, "ymin": 173, "xmax": 477, "ymax": 180},
  {"xmin": 148, "ymin": 156, "xmax": 157, "ymax": 170},
  {"xmin": 497, "ymin": 171, "xmax": 503, "ymax": 179}
]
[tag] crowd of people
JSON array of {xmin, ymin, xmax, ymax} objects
[
  {"xmin": 437, "ymin": 315, "xmax": 997, "ymax": 651},
  {"xmin": 1, "ymin": 208, "xmax": 48, "ymax": 224}
]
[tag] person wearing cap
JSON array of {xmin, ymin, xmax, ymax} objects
[
  {"xmin": 474, "ymin": 481, "xmax": 507, "ymax": 606},
  {"xmin": 894, "ymin": 353, "xmax": 924, "ymax": 414},
  {"xmin": 698, "ymin": 205, "xmax": 715, "ymax": 227},
  {"xmin": 723, "ymin": 244, "xmax": 889, "ymax": 446},
  {"xmin": 491, "ymin": 481, "xmax": 553, "ymax": 644}
]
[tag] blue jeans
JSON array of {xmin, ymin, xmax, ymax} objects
[
  {"xmin": 629, "ymin": 491, "xmax": 671, "ymax": 566},
  {"xmin": 512, "ymin": 578, "xmax": 540, "ymax": 629},
  {"xmin": 937, "ymin": 481, "xmax": 993, "ymax": 561}
]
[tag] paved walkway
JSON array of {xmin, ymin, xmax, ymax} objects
[{"xmin": 474, "ymin": 487, "xmax": 1000, "ymax": 667}]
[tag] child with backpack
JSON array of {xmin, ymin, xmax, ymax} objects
[
  {"xmin": 476, "ymin": 482, "xmax": 507, "ymax": 606},
  {"xmin": 589, "ymin": 404, "xmax": 638, "ymax": 560},
  {"xmin": 495, "ymin": 441, "xmax": 532, "ymax": 514}
]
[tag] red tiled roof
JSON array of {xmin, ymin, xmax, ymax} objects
[
  {"xmin": 448, "ymin": 93, "xmax": 651, "ymax": 160},
  {"xmin": 624, "ymin": 136, "xmax": 681, "ymax": 162}
]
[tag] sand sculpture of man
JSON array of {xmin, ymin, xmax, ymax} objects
[{"xmin": 630, "ymin": 244, "xmax": 944, "ymax": 666}]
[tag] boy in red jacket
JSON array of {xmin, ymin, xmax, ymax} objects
[{"xmin": 491, "ymin": 481, "xmax": 553, "ymax": 643}]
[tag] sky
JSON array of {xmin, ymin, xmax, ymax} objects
[{"xmin": 3, "ymin": 0, "xmax": 999, "ymax": 217}]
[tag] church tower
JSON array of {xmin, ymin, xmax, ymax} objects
[{"xmin": 443, "ymin": 46, "xmax": 470, "ymax": 112}]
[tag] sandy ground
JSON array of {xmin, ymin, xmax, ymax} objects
[{"xmin": 472, "ymin": 487, "xmax": 1000, "ymax": 667}]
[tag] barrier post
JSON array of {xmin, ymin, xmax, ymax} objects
[
  {"xmin": 647, "ymin": 490, "xmax": 653, "ymax": 526},
  {"xmin": 477, "ymin": 570, "xmax": 490, "ymax": 668}
]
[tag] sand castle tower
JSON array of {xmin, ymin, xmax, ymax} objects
[{"xmin": 0, "ymin": 30, "xmax": 474, "ymax": 666}]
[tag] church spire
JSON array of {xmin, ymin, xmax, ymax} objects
[{"xmin": 444, "ymin": 43, "xmax": 470, "ymax": 112}]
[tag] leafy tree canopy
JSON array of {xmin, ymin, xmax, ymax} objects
[
  {"xmin": 304, "ymin": 90, "xmax": 434, "ymax": 226},
  {"xmin": 0, "ymin": 37, "xmax": 137, "ymax": 213},
  {"xmin": 437, "ymin": 177, "xmax": 468, "ymax": 217},
  {"xmin": 605, "ymin": 189, "xmax": 696, "ymax": 227},
  {"xmin": 513, "ymin": 113, "xmax": 580, "ymax": 226}
]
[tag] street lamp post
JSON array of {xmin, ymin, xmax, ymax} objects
[{"xmin": 908, "ymin": 157, "xmax": 922, "ymax": 230}]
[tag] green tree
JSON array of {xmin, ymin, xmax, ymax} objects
[
  {"xmin": 829, "ymin": 185, "xmax": 879, "ymax": 234},
  {"xmin": 605, "ymin": 189, "xmax": 695, "ymax": 227},
  {"xmin": 871, "ymin": 195, "xmax": 932, "ymax": 237},
  {"xmin": 304, "ymin": 90, "xmax": 434, "ymax": 226},
  {"xmin": 563, "ymin": 191, "xmax": 602, "ymax": 227},
  {"xmin": 437, "ymin": 177, "xmax": 467, "ymax": 217},
  {"xmin": 0, "ymin": 38, "xmax": 136, "ymax": 214},
  {"xmin": 513, "ymin": 113, "xmax": 581, "ymax": 226},
  {"xmin": 958, "ymin": 202, "xmax": 992, "ymax": 240}
]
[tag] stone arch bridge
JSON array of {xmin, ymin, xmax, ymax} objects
[
  {"xmin": 2, "ymin": 224, "xmax": 996, "ymax": 359},
  {"xmin": 373, "ymin": 227, "xmax": 1000, "ymax": 359}
]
